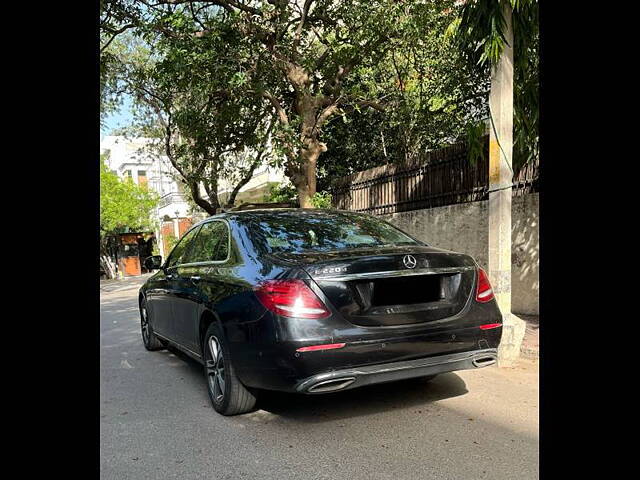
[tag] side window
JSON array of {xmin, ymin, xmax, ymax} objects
[
  {"xmin": 183, "ymin": 221, "xmax": 230, "ymax": 264},
  {"xmin": 165, "ymin": 226, "xmax": 201, "ymax": 268}
]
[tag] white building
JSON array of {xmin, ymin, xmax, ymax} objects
[
  {"xmin": 99, "ymin": 135, "xmax": 286, "ymax": 256},
  {"xmin": 217, "ymin": 163, "xmax": 287, "ymax": 205},
  {"xmin": 100, "ymin": 135, "xmax": 192, "ymax": 220}
]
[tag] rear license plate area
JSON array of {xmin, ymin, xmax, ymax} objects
[{"xmin": 370, "ymin": 275, "xmax": 443, "ymax": 307}]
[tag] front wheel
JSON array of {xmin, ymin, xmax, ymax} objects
[
  {"xmin": 140, "ymin": 298, "xmax": 165, "ymax": 351},
  {"xmin": 203, "ymin": 323, "xmax": 257, "ymax": 416}
]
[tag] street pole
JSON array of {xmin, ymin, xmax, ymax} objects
[
  {"xmin": 173, "ymin": 209, "xmax": 180, "ymax": 238},
  {"xmin": 155, "ymin": 207, "xmax": 164, "ymax": 260},
  {"xmin": 488, "ymin": 2, "xmax": 525, "ymax": 365}
]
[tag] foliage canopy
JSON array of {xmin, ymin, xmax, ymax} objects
[
  {"xmin": 101, "ymin": 0, "xmax": 538, "ymax": 204},
  {"xmin": 100, "ymin": 154, "xmax": 159, "ymax": 235},
  {"xmin": 451, "ymin": 0, "xmax": 539, "ymax": 174}
]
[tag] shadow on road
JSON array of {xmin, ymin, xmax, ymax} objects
[
  {"xmin": 256, "ymin": 373, "xmax": 467, "ymax": 422},
  {"xmin": 165, "ymin": 345, "xmax": 468, "ymax": 423}
]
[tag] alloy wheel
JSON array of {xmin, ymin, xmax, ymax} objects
[
  {"xmin": 141, "ymin": 304, "xmax": 150, "ymax": 345},
  {"xmin": 206, "ymin": 336, "xmax": 226, "ymax": 402}
]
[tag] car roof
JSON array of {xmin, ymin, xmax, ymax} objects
[
  {"xmin": 211, "ymin": 207, "xmax": 355, "ymax": 218},
  {"xmin": 190, "ymin": 208, "xmax": 366, "ymax": 228}
]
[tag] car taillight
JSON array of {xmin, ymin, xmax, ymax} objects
[
  {"xmin": 255, "ymin": 279, "xmax": 330, "ymax": 319},
  {"xmin": 475, "ymin": 268, "xmax": 495, "ymax": 303}
]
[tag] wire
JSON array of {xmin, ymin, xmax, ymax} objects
[
  {"xmin": 488, "ymin": 104, "xmax": 514, "ymax": 175},
  {"xmin": 486, "ymin": 183, "xmax": 517, "ymax": 194}
]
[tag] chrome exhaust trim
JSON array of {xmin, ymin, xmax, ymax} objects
[
  {"xmin": 472, "ymin": 354, "xmax": 497, "ymax": 368},
  {"xmin": 307, "ymin": 377, "xmax": 356, "ymax": 393},
  {"xmin": 295, "ymin": 348, "xmax": 499, "ymax": 394}
]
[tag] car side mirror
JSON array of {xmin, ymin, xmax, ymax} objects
[{"xmin": 144, "ymin": 255, "xmax": 163, "ymax": 271}]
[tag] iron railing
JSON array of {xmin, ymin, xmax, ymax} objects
[{"xmin": 332, "ymin": 137, "xmax": 538, "ymax": 214}]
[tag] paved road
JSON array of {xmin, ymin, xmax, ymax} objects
[{"xmin": 100, "ymin": 282, "xmax": 538, "ymax": 480}]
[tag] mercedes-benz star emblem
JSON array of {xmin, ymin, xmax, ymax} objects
[{"xmin": 403, "ymin": 255, "xmax": 417, "ymax": 269}]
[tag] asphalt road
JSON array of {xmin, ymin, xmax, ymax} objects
[{"xmin": 100, "ymin": 278, "xmax": 538, "ymax": 480}]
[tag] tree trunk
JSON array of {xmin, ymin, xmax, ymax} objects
[
  {"xmin": 228, "ymin": 156, "xmax": 262, "ymax": 207},
  {"xmin": 290, "ymin": 96, "xmax": 327, "ymax": 208},
  {"xmin": 296, "ymin": 181, "xmax": 313, "ymax": 208},
  {"xmin": 189, "ymin": 181, "xmax": 217, "ymax": 215},
  {"xmin": 291, "ymin": 138, "xmax": 325, "ymax": 208}
]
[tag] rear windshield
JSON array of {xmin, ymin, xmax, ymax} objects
[{"xmin": 240, "ymin": 211, "xmax": 421, "ymax": 253}]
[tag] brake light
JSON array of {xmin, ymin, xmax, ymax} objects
[
  {"xmin": 255, "ymin": 279, "xmax": 330, "ymax": 319},
  {"xmin": 475, "ymin": 268, "xmax": 495, "ymax": 303}
]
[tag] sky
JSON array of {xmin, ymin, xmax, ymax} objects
[{"xmin": 101, "ymin": 94, "xmax": 133, "ymax": 141}]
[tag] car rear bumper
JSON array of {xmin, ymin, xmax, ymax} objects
[
  {"xmin": 294, "ymin": 348, "xmax": 498, "ymax": 393},
  {"xmin": 229, "ymin": 295, "xmax": 503, "ymax": 393}
]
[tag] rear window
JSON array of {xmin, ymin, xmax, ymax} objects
[{"xmin": 241, "ymin": 211, "xmax": 420, "ymax": 253}]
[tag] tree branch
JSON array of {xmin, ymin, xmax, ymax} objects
[
  {"xmin": 227, "ymin": 151, "xmax": 261, "ymax": 206},
  {"xmin": 292, "ymin": 0, "xmax": 315, "ymax": 58},
  {"xmin": 355, "ymin": 100, "xmax": 386, "ymax": 112},
  {"xmin": 151, "ymin": 0, "xmax": 262, "ymax": 16},
  {"xmin": 100, "ymin": 23, "xmax": 135, "ymax": 53},
  {"xmin": 189, "ymin": 1, "xmax": 207, "ymax": 31},
  {"xmin": 188, "ymin": 179, "xmax": 217, "ymax": 215},
  {"xmin": 227, "ymin": 119, "xmax": 273, "ymax": 205},
  {"xmin": 324, "ymin": 35, "xmax": 389, "ymax": 97},
  {"xmin": 262, "ymin": 91, "xmax": 289, "ymax": 125},
  {"xmin": 315, "ymin": 101, "xmax": 340, "ymax": 130}
]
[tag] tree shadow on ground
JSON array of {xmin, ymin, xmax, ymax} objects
[
  {"xmin": 255, "ymin": 373, "xmax": 467, "ymax": 423},
  {"xmin": 165, "ymin": 345, "xmax": 468, "ymax": 423}
]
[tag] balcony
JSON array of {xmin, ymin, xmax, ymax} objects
[{"xmin": 158, "ymin": 192, "xmax": 187, "ymax": 209}]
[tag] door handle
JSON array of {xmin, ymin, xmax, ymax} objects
[{"xmin": 190, "ymin": 276, "xmax": 201, "ymax": 283}]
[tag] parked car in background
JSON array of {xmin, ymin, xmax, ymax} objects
[{"xmin": 139, "ymin": 208, "xmax": 502, "ymax": 415}]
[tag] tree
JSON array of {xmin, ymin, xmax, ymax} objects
[
  {"xmin": 109, "ymin": 0, "xmax": 452, "ymax": 207},
  {"xmin": 100, "ymin": 153, "xmax": 159, "ymax": 277},
  {"xmin": 104, "ymin": 28, "xmax": 274, "ymax": 215},
  {"xmin": 100, "ymin": 153, "xmax": 159, "ymax": 233},
  {"xmin": 317, "ymin": 1, "xmax": 489, "ymax": 190},
  {"xmin": 100, "ymin": 1, "xmax": 142, "ymax": 126},
  {"xmin": 450, "ymin": 0, "xmax": 538, "ymax": 174}
]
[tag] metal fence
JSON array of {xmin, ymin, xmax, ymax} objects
[{"xmin": 332, "ymin": 137, "xmax": 538, "ymax": 215}]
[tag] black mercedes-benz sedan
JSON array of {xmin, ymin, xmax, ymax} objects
[{"xmin": 139, "ymin": 208, "xmax": 502, "ymax": 415}]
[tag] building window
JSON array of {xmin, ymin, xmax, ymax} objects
[{"xmin": 138, "ymin": 170, "xmax": 147, "ymax": 187}]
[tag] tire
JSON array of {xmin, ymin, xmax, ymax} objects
[
  {"xmin": 140, "ymin": 298, "xmax": 165, "ymax": 351},
  {"xmin": 203, "ymin": 323, "xmax": 257, "ymax": 416},
  {"xmin": 421, "ymin": 374, "xmax": 438, "ymax": 382}
]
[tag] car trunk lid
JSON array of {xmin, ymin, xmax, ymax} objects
[{"xmin": 274, "ymin": 245, "xmax": 477, "ymax": 327}]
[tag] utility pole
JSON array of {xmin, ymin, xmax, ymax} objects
[{"xmin": 488, "ymin": 2, "xmax": 525, "ymax": 365}]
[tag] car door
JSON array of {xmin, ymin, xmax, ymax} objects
[
  {"xmin": 171, "ymin": 220, "xmax": 231, "ymax": 352},
  {"xmin": 153, "ymin": 225, "xmax": 201, "ymax": 340}
]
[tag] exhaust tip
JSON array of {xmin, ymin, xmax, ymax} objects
[
  {"xmin": 307, "ymin": 377, "xmax": 356, "ymax": 393},
  {"xmin": 472, "ymin": 355, "xmax": 497, "ymax": 368}
]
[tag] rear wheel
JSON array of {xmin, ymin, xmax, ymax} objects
[
  {"xmin": 203, "ymin": 323, "xmax": 256, "ymax": 416},
  {"xmin": 140, "ymin": 298, "xmax": 164, "ymax": 351}
]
